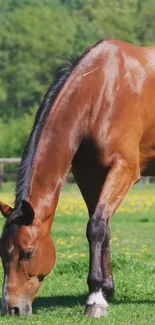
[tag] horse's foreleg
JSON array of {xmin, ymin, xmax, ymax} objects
[{"xmin": 84, "ymin": 157, "xmax": 140, "ymax": 318}]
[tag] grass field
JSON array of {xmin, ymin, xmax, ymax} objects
[{"xmin": 0, "ymin": 182, "xmax": 155, "ymax": 324}]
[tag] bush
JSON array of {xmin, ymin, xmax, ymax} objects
[{"xmin": 0, "ymin": 108, "xmax": 35, "ymax": 157}]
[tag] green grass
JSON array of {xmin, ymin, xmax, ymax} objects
[{"xmin": 0, "ymin": 182, "xmax": 155, "ymax": 324}]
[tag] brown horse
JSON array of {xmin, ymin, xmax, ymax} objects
[{"xmin": 0, "ymin": 39, "xmax": 155, "ymax": 317}]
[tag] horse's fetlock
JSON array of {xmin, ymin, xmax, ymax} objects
[
  {"xmin": 102, "ymin": 278, "xmax": 115, "ymax": 300},
  {"xmin": 88, "ymin": 272, "xmax": 103, "ymax": 292}
]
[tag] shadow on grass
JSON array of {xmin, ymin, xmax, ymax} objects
[
  {"xmin": 33, "ymin": 295, "xmax": 155, "ymax": 313},
  {"xmin": 33, "ymin": 295, "xmax": 86, "ymax": 312}
]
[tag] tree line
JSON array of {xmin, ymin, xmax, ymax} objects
[{"xmin": 0, "ymin": 0, "xmax": 154, "ymax": 157}]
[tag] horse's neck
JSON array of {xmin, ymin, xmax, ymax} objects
[{"xmin": 28, "ymin": 82, "xmax": 88, "ymax": 220}]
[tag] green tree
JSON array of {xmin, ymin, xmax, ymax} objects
[
  {"xmin": 0, "ymin": 3, "xmax": 76, "ymax": 118},
  {"xmin": 137, "ymin": 0, "xmax": 155, "ymax": 45},
  {"xmin": 68, "ymin": 0, "xmax": 140, "ymax": 55},
  {"xmin": 0, "ymin": 0, "xmax": 155, "ymax": 158}
]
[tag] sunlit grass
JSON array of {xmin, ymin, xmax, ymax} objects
[{"xmin": 0, "ymin": 182, "xmax": 155, "ymax": 324}]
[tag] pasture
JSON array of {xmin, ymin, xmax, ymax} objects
[{"xmin": 0, "ymin": 182, "xmax": 155, "ymax": 324}]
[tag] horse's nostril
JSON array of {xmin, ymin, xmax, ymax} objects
[{"xmin": 10, "ymin": 307, "xmax": 20, "ymax": 316}]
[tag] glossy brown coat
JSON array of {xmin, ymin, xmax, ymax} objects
[{"xmin": 1, "ymin": 39, "xmax": 155, "ymax": 317}]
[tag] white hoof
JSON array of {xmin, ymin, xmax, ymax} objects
[
  {"xmin": 84, "ymin": 303, "xmax": 108, "ymax": 318},
  {"xmin": 84, "ymin": 290, "xmax": 108, "ymax": 318}
]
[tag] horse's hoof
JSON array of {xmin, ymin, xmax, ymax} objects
[{"xmin": 84, "ymin": 303, "xmax": 108, "ymax": 318}]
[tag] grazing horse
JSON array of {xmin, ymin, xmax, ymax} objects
[{"xmin": 0, "ymin": 39, "xmax": 155, "ymax": 318}]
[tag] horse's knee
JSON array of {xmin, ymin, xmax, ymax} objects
[{"xmin": 86, "ymin": 214, "xmax": 106, "ymax": 243}]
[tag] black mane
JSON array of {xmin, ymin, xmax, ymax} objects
[{"xmin": 14, "ymin": 56, "xmax": 80, "ymax": 213}]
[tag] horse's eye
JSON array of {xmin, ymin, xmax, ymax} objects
[
  {"xmin": 19, "ymin": 250, "xmax": 34, "ymax": 260},
  {"xmin": 25, "ymin": 251, "xmax": 34, "ymax": 260}
]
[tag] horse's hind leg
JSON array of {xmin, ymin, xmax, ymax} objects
[{"xmin": 101, "ymin": 225, "xmax": 114, "ymax": 300}]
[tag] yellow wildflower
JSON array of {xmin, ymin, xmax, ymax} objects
[{"xmin": 142, "ymin": 248, "xmax": 148, "ymax": 253}]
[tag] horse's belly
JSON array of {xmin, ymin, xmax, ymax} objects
[
  {"xmin": 139, "ymin": 126, "xmax": 155, "ymax": 176},
  {"xmin": 141, "ymin": 158, "xmax": 155, "ymax": 176},
  {"xmin": 140, "ymin": 144, "xmax": 155, "ymax": 176}
]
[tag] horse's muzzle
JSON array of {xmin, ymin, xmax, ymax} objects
[
  {"xmin": 2, "ymin": 299, "xmax": 32, "ymax": 316},
  {"xmin": 9, "ymin": 304, "xmax": 32, "ymax": 316}
]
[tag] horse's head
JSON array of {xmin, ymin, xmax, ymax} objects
[{"xmin": 0, "ymin": 200, "xmax": 56, "ymax": 316}]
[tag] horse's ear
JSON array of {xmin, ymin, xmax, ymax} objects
[
  {"xmin": 21, "ymin": 200, "xmax": 35, "ymax": 225},
  {"xmin": 0, "ymin": 201, "xmax": 13, "ymax": 218}
]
